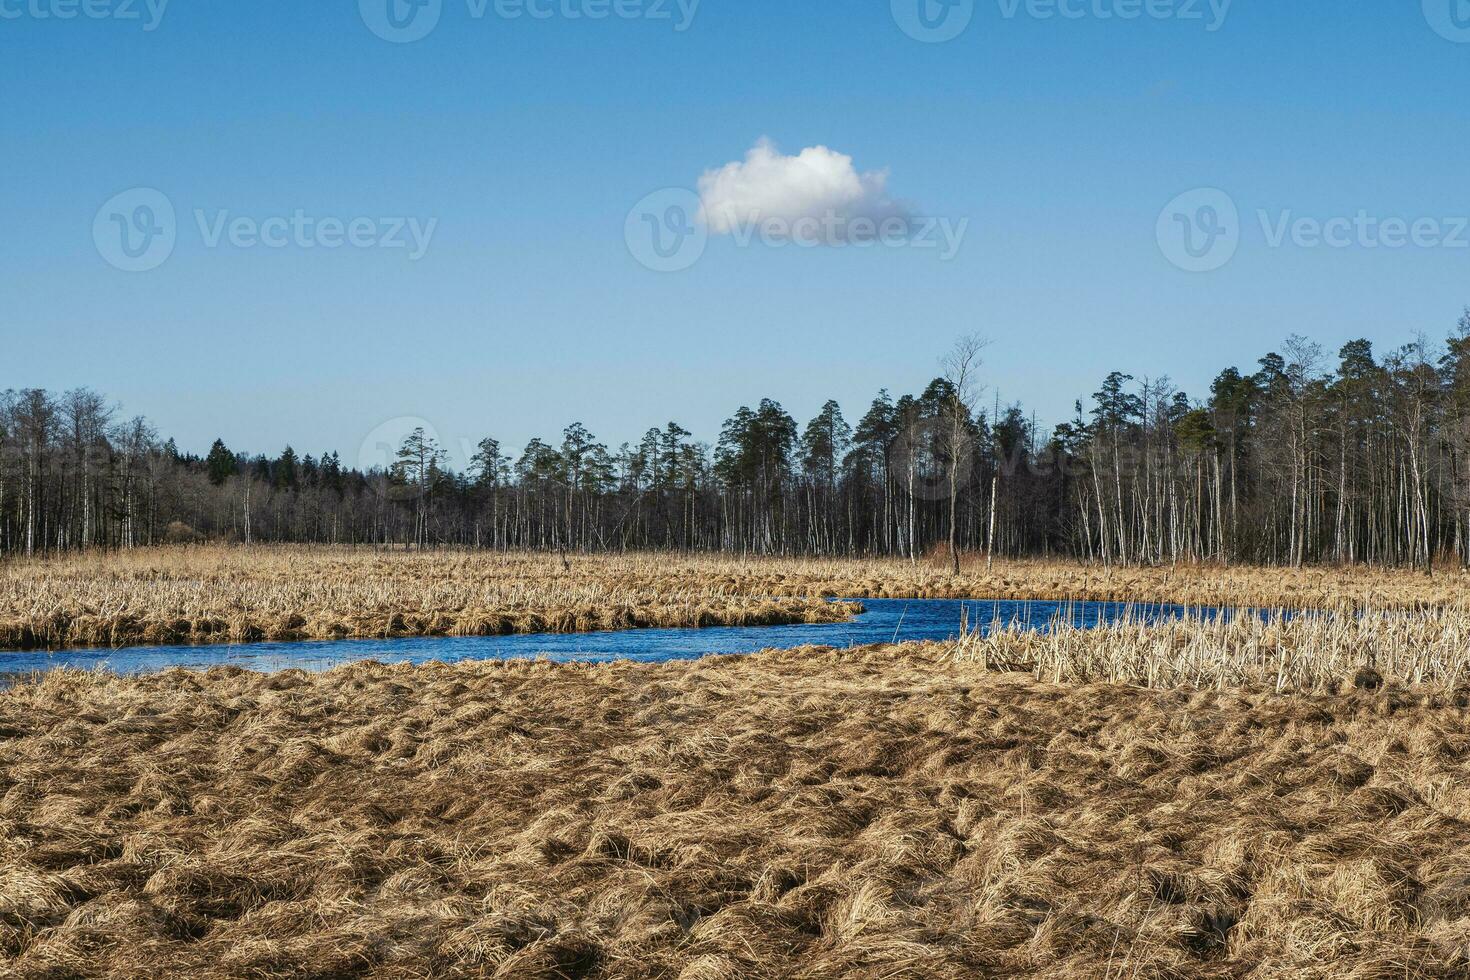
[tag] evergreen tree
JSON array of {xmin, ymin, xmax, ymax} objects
[
  {"xmin": 274, "ymin": 446, "xmax": 299, "ymax": 490},
  {"xmin": 205, "ymin": 439, "xmax": 237, "ymax": 486}
]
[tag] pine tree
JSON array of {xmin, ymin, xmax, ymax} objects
[{"xmin": 205, "ymin": 439, "xmax": 237, "ymax": 486}]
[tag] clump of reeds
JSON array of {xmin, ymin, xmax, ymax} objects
[
  {"xmin": 951, "ymin": 607, "xmax": 1470, "ymax": 692},
  {"xmin": 2, "ymin": 643, "xmax": 1468, "ymax": 977}
]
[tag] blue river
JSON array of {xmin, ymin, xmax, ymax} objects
[{"xmin": 0, "ymin": 598, "xmax": 1230, "ymax": 677}]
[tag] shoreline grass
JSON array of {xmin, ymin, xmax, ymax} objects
[
  {"xmin": 956, "ymin": 608, "xmax": 1470, "ymax": 692},
  {"xmin": 0, "ymin": 548, "xmax": 864, "ymax": 652},
  {"xmin": 4, "ymin": 545, "xmax": 1468, "ymax": 653}
]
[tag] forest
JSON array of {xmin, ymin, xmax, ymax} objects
[{"xmin": 5, "ymin": 315, "xmax": 1470, "ymax": 569}]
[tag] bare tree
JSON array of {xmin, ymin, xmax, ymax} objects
[
  {"xmin": 942, "ymin": 334, "xmax": 988, "ymax": 574},
  {"xmin": 61, "ymin": 388, "xmax": 112, "ymax": 550}
]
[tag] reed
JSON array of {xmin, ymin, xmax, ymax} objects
[{"xmin": 952, "ymin": 607, "xmax": 1470, "ymax": 692}]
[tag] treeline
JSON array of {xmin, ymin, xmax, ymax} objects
[{"xmin": 5, "ymin": 315, "xmax": 1470, "ymax": 569}]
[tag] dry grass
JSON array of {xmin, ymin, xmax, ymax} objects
[
  {"xmin": 734, "ymin": 551, "xmax": 1470, "ymax": 612},
  {"xmin": 962, "ymin": 609, "xmax": 1470, "ymax": 692},
  {"xmin": 0, "ymin": 548, "xmax": 860, "ymax": 652},
  {"xmin": 2, "ymin": 645, "xmax": 1469, "ymax": 978},
  {"xmin": 4, "ymin": 545, "xmax": 1468, "ymax": 652}
]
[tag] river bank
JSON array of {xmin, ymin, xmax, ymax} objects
[{"xmin": 4, "ymin": 546, "xmax": 1465, "ymax": 652}]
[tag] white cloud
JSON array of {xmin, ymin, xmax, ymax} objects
[{"xmin": 696, "ymin": 139, "xmax": 912, "ymax": 244}]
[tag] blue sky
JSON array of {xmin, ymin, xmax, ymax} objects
[{"xmin": 4, "ymin": 1, "xmax": 1469, "ymax": 466}]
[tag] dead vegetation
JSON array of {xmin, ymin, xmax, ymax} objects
[
  {"xmin": 4, "ymin": 545, "xmax": 1468, "ymax": 652},
  {"xmin": 962, "ymin": 608, "xmax": 1470, "ymax": 691},
  {"xmin": 0, "ymin": 548, "xmax": 860, "ymax": 652},
  {"xmin": 2, "ymin": 644, "xmax": 1469, "ymax": 978}
]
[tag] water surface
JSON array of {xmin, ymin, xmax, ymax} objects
[{"xmin": 0, "ymin": 598, "xmax": 1229, "ymax": 677}]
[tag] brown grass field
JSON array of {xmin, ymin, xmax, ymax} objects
[
  {"xmin": 3, "ymin": 545, "xmax": 1468, "ymax": 652},
  {"xmin": 2, "ymin": 644, "xmax": 1469, "ymax": 978},
  {"xmin": 4, "ymin": 548, "xmax": 1469, "ymax": 977}
]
